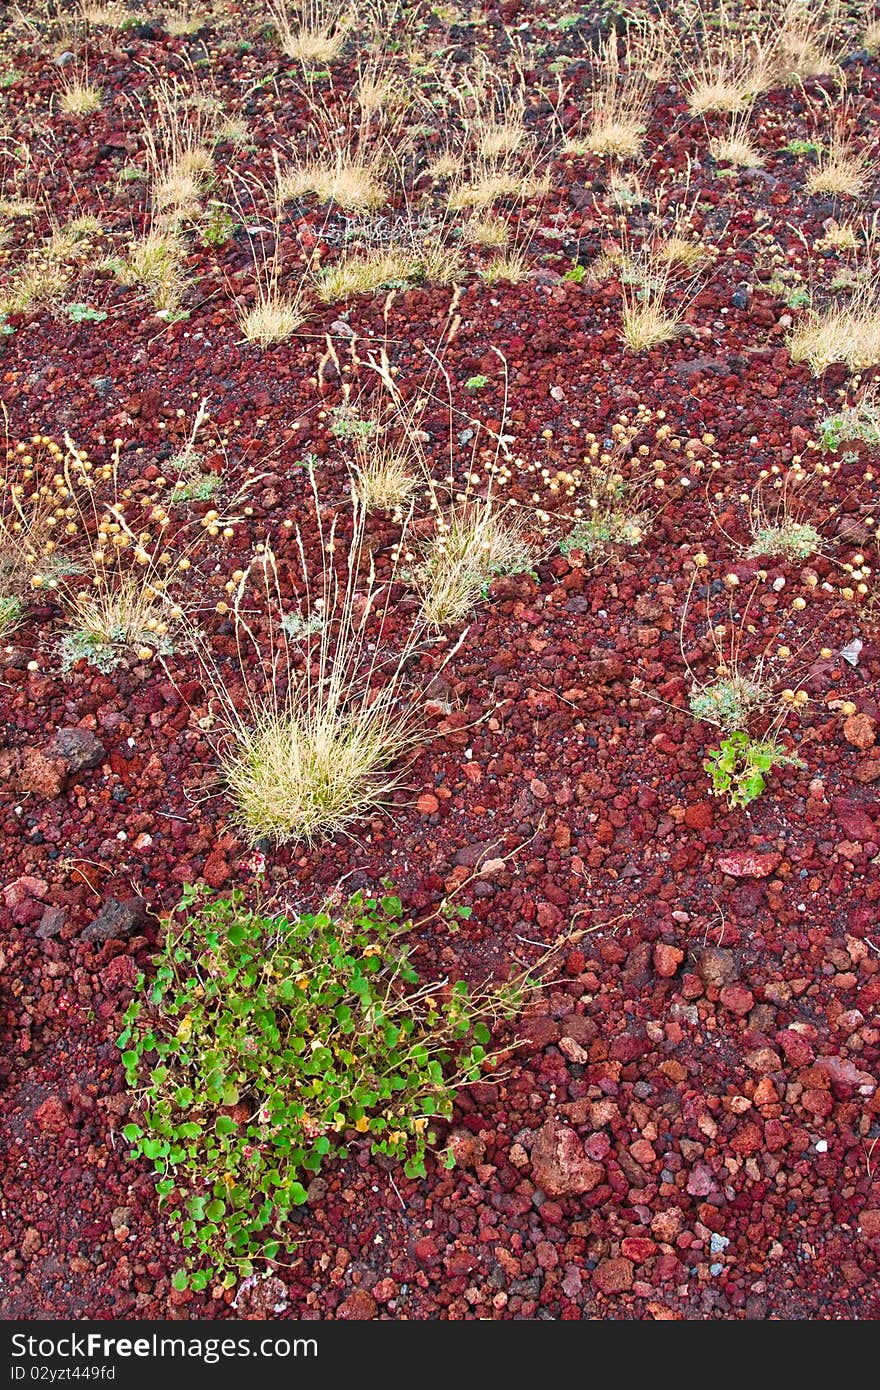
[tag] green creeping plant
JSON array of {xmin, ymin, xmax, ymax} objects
[
  {"xmin": 117, "ymin": 884, "xmax": 525, "ymax": 1288},
  {"xmin": 704, "ymin": 731, "xmax": 804, "ymax": 809}
]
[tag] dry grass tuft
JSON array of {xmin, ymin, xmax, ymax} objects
[
  {"xmin": 415, "ymin": 500, "xmax": 536, "ymax": 628},
  {"xmin": 787, "ymin": 286, "xmax": 880, "ymax": 373},
  {"xmin": 776, "ymin": 0, "xmax": 843, "ymax": 82},
  {"xmin": 140, "ymin": 81, "xmax": 216, "ymax": 217},
  {"xmin": 709, "ymin": 107, "xmax": 764, "ymax": 166},
  {"xmin": 463, "ymin": 213, "xmax": 509, "ymax": 248},
  {"xmin": 206, "ymin": 480, "xmax": 430, "ymax": 846},
  {"xmin": 477, "ymin": 251, "xmax": 529, "ymax": 286},
  {"xmin": 278, "ymin": 155, "xmax": 387, "ymax": 211},
  {"xmin": 58, "ymin": 72, "xmax": 102, "ymax": 116},
  {"xmin": 567, "ymin": 29, "xmax": 651, "ymax": 160},
  {"xmin": 114, "ymin": 227, "xmax": 189, "ymax": 314},
  {"xmin": 315, "ymin": 248, "xmax": 419, "ymax": 302},
  {"xmin": 269, "ymin": 0, "xmax": 350, "ymax": 64},
  {"xmin": 806, "ymin": 119, "xmax": 870, "ymax": 198},
  {"xmin": 681, "ymin": 1, "xmax": 776, "ymax": 114}
]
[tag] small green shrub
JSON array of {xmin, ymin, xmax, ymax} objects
[
  {"xmin": 329, "ymin": 406, "xmax": 375, "ymax": 441},
  {"xmin": 118, "ymin": 885, "xmax": 524, "ymax": 1288},
  {"xmin": 746, "ymin": 521, "xmax": 821, "ymax": 560},
  {"xmin": 818, "ymin": 399, "xmax": 880, "ymax": 452},
  {"xmin": 0, "ymin": 593, "xmax": 23, "ymax": 636},
  {"xmin": 704, "ymin": 731, "xmax": 803, "ymax": 808},
  {"xmin": 202, "ymin": 202, "xmax": 237, "ymax": 247},
  {"xmin": 65, "ymin": 302, "xmax": 107, "ymax": 323},
  {"xmin": 465, "ymin": 375, "xmax": 489, "ymax": 390},
  {"xmin": 559, "ymin": 511, "xmax": 646, "ymax": 557},
  {"xmin": 689, "ymin": 675, "xmax": 769, "ymax": 731}
]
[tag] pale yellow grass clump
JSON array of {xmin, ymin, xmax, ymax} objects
[
  {"xmin": 238, "ymin": 293, "xmax": 306, "ymax": 347},
  {"xmin": 448, "ymin": 171, "xmax": 549, "ymax": 211},
  {"xmin": 419, "ymin": 238, "xmax": 466, "ymax": 285},
  {"xmin": 0, "ymin": 217, "xmax": 99, "ymax": 318},
  {"xmin": 569, "ymin": 30, "xmax": 651, "ymax": 160},
  {"xmin": 427, "ymin": 151, "xmax": 463, "ymax": 181},
  {"xmin": 709, "ymin": 131, "xmax": 765, "ymax": 166},
  {"xmin": 58, "ymin": 77, "xmax": 102, "ymax": 116},
  {"xmin": 618, "ymin": 244, "xmax": 696, "ymax": 352},
  {"xmin": 867, "ymin": 18, "xmax": 880, "ymax": 52},
  {"xmin": 775, "ymin": 0, "xmax": 843, "ymax": 82},
  {"xmin": 787, "ymin": 290, "xmax": 880, "ymax": 373},
  {"xmin": 141, "ymin": 81, "xmax": 216, "ymax": 217},
  {"xmin": 806, "ymin": 135, "xmax": 870, "ymax": 198},
  {"xmin": 0, "ymin": 261, "xmax": 70, "ymax": 317},
  {"xmin": 621, "ymin": 298, "xmax": 685, "ymax": 352},
  {"xmin": 278, "ymin": 157, "xmax": 387, "ymax": 211},
  {"xmin": 115, "ymin": 228, "xmax": 189, "ymax": 313},
  {"xmin": 78, "ymin": 2, "xmax": 128, "ymax": 22},
  {"xmin": 352, "ymin": 432, "xmax": 418, "ymax": 511},
  {"xmin": 163, "ymin": 5, "xmax": 207, "ymax": 36},
  {"xmin": 315, "ymin": 249, "xmax": 419, "ymax": 302},
  {"xmin": 682, "ymin": 2, "xmax": 776, "ymax": 115},
  {"xmin": 463, "ymin": 213, "xmax": 509, "ymax": 248},
  {"xmin": 816, "ymin": 219, "xmax": 859, "ymax": 251},
  {"xmin": 709, "ymin": 108, "xmax": 764, "ymax": 167},
  {"xmin": 416, "ymin": 500, "xmax": 536, "ymax": 628},
  {"xmin": 478, "ymin": 251, "xmax": 529, "ymax": 286},
  {"xmin": 269, "ymin": 0, "xmax": 350, "ymax": 64},
  {"xmin": 210, "ymin": 488, "xmax": 429, "ymax": 846}
]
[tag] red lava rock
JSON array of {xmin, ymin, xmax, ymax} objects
[
  {"xmin": 336, "ymin": 1289, "xmax": 377, "ymax": 1320},
  {"xmin": 559, "ymin": 1035, "xmax": 590, "ymax": 1063},
  {"xmin": 696, "ymin": 947, "xmax": 737, "ymax": 991},
  {"xmin": 35, "ymin": 1097, "xmax": 69, "ymax": 1134},
  {"xmin": 592, "ymin": 1258, "xmax": 634, "ymax": 1295},
  {"xmin": 716, "ymin": 850, "xmax": 782, "ymax": 879},
  {"xmin": 858, "ymin": 1210, "xmax": 880, "ymax": 1239},
  {"xmin": 21, "ymin": 1228, "xmax": 42, "ymax": 1258},
  {"xmin": 719, "ymin": 982, "xmax": 754, "ymax": 1015},
  {"xmin": 776, "ymin": 1029, "xmax": 815, "ymax": 1067},
  {"xmin": 447, "ymin": 1127, "xmax": 487, "ymax": 1168},
  {"xmin": 812, "ymin": 1056, "xmax": 876, "ymax": 1096},
  {"xmin": 686, "ymin": 1163, "xmax": 717, "ymax": 1197},
  {"xmin": 412, "ymin": 1237, "xmax": 441, "ymax": 1267},
  {"xmin": 653, "ymin": 942, "xmax": 684, "ymax": 978},
  {"xmin": 530, "ymin": 1120, "xmax": 605, "ymax": 1197},
  {"xmin": 621, "ymin": 1237, "xmax": 657, "ymax": 1263},
  {"xmin": 0, "ymin": 747, "xmax": 68, "ymax": 797},
  {"xmin": 584, "ymin": 1132, "xmax": 611, "ymax": 1161},
  {"xmin": 831, "ymin": 799, "xmax": 876, "ymax": 842},
  {"xmin": 685, "ymin": 801, "xmax": 714, "ymax": 830},
  {"xmin": 372, "ymin": 1279, "xmax": 397, "ymax": 1304},
  {"xmin": 2, "ymin": 876, "xmax": 49, "ymax": 925},
  {"xmin": 843, "ymin": 713, "xmax": 876, "ymax": 749},
  {"xmin": 520, "ymin": 1015, "xmax": 559, "ymax": 1049},
  {"xmin": 202, "ymin": 851, "xmax": 231, "ymax": 888}
]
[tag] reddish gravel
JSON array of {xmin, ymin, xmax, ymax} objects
[{"xmin": 1, "ymin": 4, "xmax": 879, "ymax": 1321}]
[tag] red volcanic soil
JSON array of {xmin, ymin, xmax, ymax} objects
[{"xmin": 1, "ymin": 4, "xmax": 879, "ymax": 1321}]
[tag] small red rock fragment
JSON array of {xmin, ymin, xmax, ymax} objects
[
  {"xmin": 717, "ymin": 850, "xmax": 782, "ymax": 879},
  {"xmin": 844, "ymin": 713, "xmax": 876, "ymax": 749},
  {"xmin": 592, "ymin": 1257, "xmax": 634, "ymax": 1295},
  {"xmin": 653, "ymin": 943, "xmax": 684, "ymax": 978},
  {"xmin": 530, "ymin": 1119, "xmax": 605, "ymax": 1197}
]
